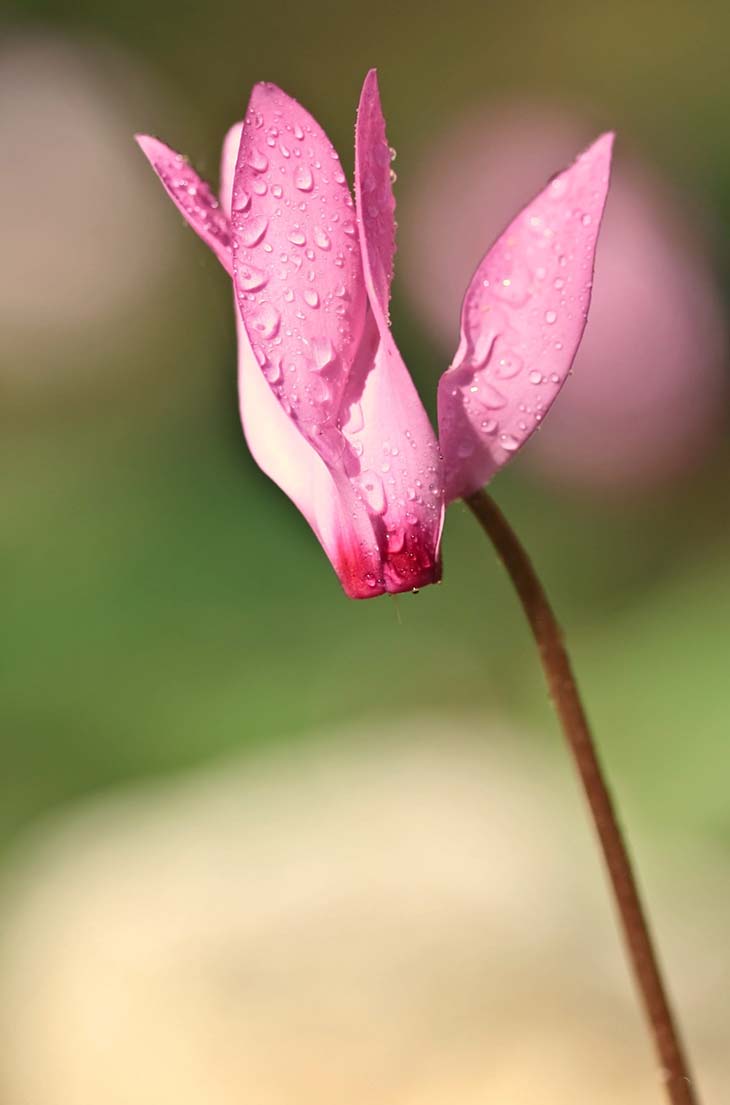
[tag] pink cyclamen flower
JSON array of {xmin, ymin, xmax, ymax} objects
[{"xmin": 136, "ymin": 71, "xmax": 612, "ymax": 598}]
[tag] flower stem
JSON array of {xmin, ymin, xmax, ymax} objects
[{"xmin": 464, "ymin": 488, "xmax": 699, "ymax": 1105}]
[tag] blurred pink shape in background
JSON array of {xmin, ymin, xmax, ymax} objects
[
  {"xmin": 0, "ymin": 32, "xmax": 179, "ymax": 390},
  {"xmin": 401, "ymin": 105, "xmax": 728, "ymax": 493}
]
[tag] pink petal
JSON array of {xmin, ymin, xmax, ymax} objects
[
  {"xmin": 437, "ymin": 133, "xmax": 614, "ymax": 501},
  {"xmin": 135, "ymin": 134, "xmax": 233, "ymax": 275},
  {"xmin": 219, "ymin": 123, "xmax": 244, "ymax": 216},
  {"xmin": 231, "ymin": 83, "xmax": 368, "ymax": 464},
  {"xmin": 223, "ymin": 123, "xmax": 392, "ymax": 597},
  {"xmin": 341, "ymin": 333, "xmax": 444, "ymax": 593},
  {"xmin": 352, "ymin": 69, "xmax": 444, "ymax": 592},
  {"xmin": 354, "ymin": 69, "xmax": 396, "ymax": 330}
]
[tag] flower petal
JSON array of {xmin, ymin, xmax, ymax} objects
[
  {"xmin": 353, "ymin": 69, "xmax": 444, "ymax": 591},
  {"xmin": 223, "ymin": 120, "xmax": 388, "ymax": 598},
  {"xmin": 135, "ymin": 134, "xmax": 233, "ymax": 275},
  {"xmin": 437, "ymin": 133, "xmax": 614, "ymax": 502},
  {"xmin": 231, "ymin": 83, "xmax": 368, "ymax": 463},
  {"xmin": 354, "ymin": 69, "xmax": 396, "ymax": 330},
  {"xmin": 341, "ymin": 335, "xmax": 444, "ymax": 592}
]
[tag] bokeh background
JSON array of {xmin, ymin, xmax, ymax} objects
[{"xmin": 2, "ymin": 1, "xmax": 729, "ymax": 1101}]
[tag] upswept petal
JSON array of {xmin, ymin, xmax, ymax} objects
[
  {"xmin": 231, "ymin": 82, "xmax": 369, "ymax": 464},
  {"xmin": 353, "ymin": 69, "xmax": 397, "ymax": 329},
  {"xmin": 221, "ymin": 121, "xmax": 387, "ymax": 598},
  {"xmin": 352, "ymin": 70, "xmax": 444, "ymax": 592},
  {"xmin": 135, "ymin": 134, "xmax": 233, "ymax": 275},
  {"xmin": 437, "ymin": 133, "xmax": 614, "ymax": 502}
]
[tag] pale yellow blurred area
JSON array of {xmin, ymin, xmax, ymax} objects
[{"xmin": 0, "ymin": 721, "xmax": 725, "ymax": 1105}]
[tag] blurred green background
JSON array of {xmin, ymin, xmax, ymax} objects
[{"xmin": 1, "ymin": 1, "xmax": 729, "ymax": 1099}]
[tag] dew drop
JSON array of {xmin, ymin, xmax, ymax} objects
[
  {"xmin": 314, "ymin": 226, "xmax": 331, "ymax": 250},
  {"xmin": 237, "ymin": 264, "xmax": 268, "ymax": 291},
  {"xmin": 295, "ymin": 165, "xmax": 314, "ymax": 192},
  {"xmin": 248, "ymin": 148, "xmax": 268, "ymax": 172},
  {"xmin": 387, "ymin": 527, "xmax": 405, "ymax": 554},
  {"xmin": 307, "ymin": 372, "xmax": 331, "ymax": 404},
  {"xmin": 250, "ymin": 303, "xmax": 281, "ymax": 338},
  {"xmin": 288, "ymin": 229, "xmax": 306, "ymax": 246},
  {"xmin": 303, "ymin": 288, "xmax": 320, "ymax": 308},
  {"xmin": 343, "ymin": 401, "xmax": 364, "ymax": 435},
  {"xmin": 500, "ymin": 433, "xmax": 520, "ymax": 451},
  {"xmin": 544, "ymin": 310, "xmax": 558, "ymax": 325},
  {"xmin": 312, "ymin": 337, "xmax": 335, "ymax": 370},
  {"xmin": 494, "ymin": 351, "xmax": 524, "ymax": 379},
  {"xmin": 481, "ymin": 383, "xmax": 508, "ymax": 409},
  {"xmin": 232, "ymin": 190, "xmax": 251, "ymax": 212},
  {"xmin": 238, "ymin": 214, "xmax": 268, "ymax": 247},
  {"xmin": 263, "ymin": 359, "xmax": 282, "ymax": 384},
  {"xmin": 357, "ymin": 470, "xmax": 387, "ymax": 515},
  {"xmin": 529, "ymin": 370, "xmax": 543, "ymax": 385}
]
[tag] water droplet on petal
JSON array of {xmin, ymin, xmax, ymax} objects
[
  {"xmin": 288, "ymin": 229, "xmax": 306, "ymax": 246},
  {"xmin": 313, "ymin": 226, "xmax": 331, "ymax": 250},
  {"xmin": 250, "ymin": 303, "xmax": 280, "ymax": 338},
  {"xmin": 237, "ymin": 264, "xmax": 268, "ymax": 291},
  {"xmin": 387, "ymin": 527, "xmax": 405, "ymax": 554},
  {"xmin": 494, "ymin": 351, "xmax": 524, "ymax": 379},
  {"xmin": 303, "ymin": 288, "xmax": 320, "ymax": 308},
  {"xmin": 343, "ymin": 401, "xmax": 364, "ymax": 435},
  {"xmin": 295, "ymin": 165, "xmax": 314, "ymax": 191},
  {"xmin": 357, "ymin": 470, "xmax": 387, "ymax": 515},
  {"xmin": 248, "ymin": 148, "xmax": 268, "ymax": 172},
  {"xmin": 232, "ymin": 190, "xmax": 251, "ymax": 212},
  {"xmin": 480, "ymin": 383, "xmax": 507, "ymax": 409},
  {"xmin": 545, "ymin": 310, "xmax": 558, "ymax": 325},
  {"xmin": 264, "ymin": 359, "xmax": 282, "ymax": 384},
  {"xmin": 529, "ymin": 370, "xmax": 543, "ymax": 384},
  {"xmin": 312, "ymin": 337, "xmax": 335, "ymax": 370},
  {"xmin": 237, "ymin": 214, "xmax": 268, "ymax": 247},
  {"xmin": 500, "ymin": 433, "xmax": 520, "ymax": 451}
]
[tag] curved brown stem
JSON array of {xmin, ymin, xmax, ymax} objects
[{"xmin": 464, "ymin": 488, "xmax": 699, "ymax": 1105}]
